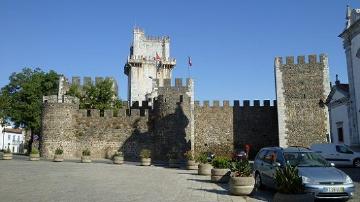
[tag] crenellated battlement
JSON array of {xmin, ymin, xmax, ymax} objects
[
  {"xmin": 155, "ymin": 78, "xmax": 192, "ymax": 89},
  {"xmin": 70, "ymin": 76, "xmax": 117, "ymax": 87},
  {"xmin": 194, "ymin": 100, "xmax": 277, "ymax": 108},
  {"xmin": 78, "ymin": 108, "xmax": 149, "ymax": 118},
  {"xmin": 43, "ymin": 95, "xmax": 79, "ymax": 104},
  {"xmin": 274, "ymin": 54, "xmax": 328, "ymax": 67},
  {"xmin": 133, "ymin": 27, "xmax": 170, "ymax": 42}
]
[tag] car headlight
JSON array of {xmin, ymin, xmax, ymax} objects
[
  {"xmin": 302, "ymin": 176, "xmax": 314, "ymax": 184},
  {"xmin": 345, "ymin": 175, "xmax": 353, "ymax": 184}
]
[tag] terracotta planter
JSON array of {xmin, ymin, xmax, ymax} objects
[
  {"xmin": 211, "ymin": 168, "xmax": 231, "ymax": 183},
  {"xmin": 273, "ymin": 192, "xmax": 314, "ymax": 202},
  {"xmin": 186, "ymin": 160, "xmax": 198, "ymax": 170},
  {"xmin": 140, "ymin": 158, "xmax": 151, "ymax": 166},
  {"xmin": 113, "ymin": 156, "xmax": 124, "ymax": 165},
  {"xmin": 2, "ymin": 153, "xmax": 12, "ymax": 160},
  {"xmin": 29, "ymin": 153, "xmax": 40, "ymax": 161},
  {"xmin": 198, "ymin": 163, "xmax": 213, "ymax": 175},
  {"xmin": 81, "ymin": 155, "xmax": 92, "ymax": 163},
  {"xmin": 53, "ymin": 154, "xmax": 64, "ymax": 162},
  {"xmin": 168, "ymin": 159, "xmax": 179, "ymax": 168},
  {"xmin": 229, "ymin": 176, "xmax": 255, "ymax": 195}
]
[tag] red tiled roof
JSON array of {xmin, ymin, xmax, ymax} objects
[{"xmin": 3, "ymin": 128, "xmax": 23, "ymax": 134}]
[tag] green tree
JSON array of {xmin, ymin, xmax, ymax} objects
[{"xmin": 0, "ymin": 68, "xmax": 59, "ymax": 150}]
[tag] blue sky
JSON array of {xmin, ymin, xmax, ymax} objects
[{"xmin": 0, "ymin": 0, "xmax": 358, "ymax": 102}]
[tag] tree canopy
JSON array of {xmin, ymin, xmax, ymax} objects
[{"xmin": 0, "ymin": 68, "xmax": 59, "ymax": 135}]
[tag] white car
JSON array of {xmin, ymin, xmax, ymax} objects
[{"xmin": 310, "ymin": 143, "xmax": 360, "ymax": 168}]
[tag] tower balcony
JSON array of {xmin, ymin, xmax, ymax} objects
[{"xmin": 124, "ymin": 55, "xmax": 176, "ymax": 75}]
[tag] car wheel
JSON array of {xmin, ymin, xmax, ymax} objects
[
  {"xmin": 354, "ymin": 158, "xmax": 360, "ymax": 168},
  {"xmin": 255, "ymin": 172, "xmax": 264, "ymax": 190}
]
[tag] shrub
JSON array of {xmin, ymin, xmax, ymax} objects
[
  {"xmin": 140, "ymin": 149, "xmax": 151, "ymax": 158},
  {"xmin": 82, "ymin": 149, "xmax": 91, "ymax": 156},
  {"xmin": 4, "ymin": 147, "xmax": 11, "ymax": 154},
  {"xmin": 184, "ymin": 150, "xmax": 194, "ymax": 160},
  {"xmin": 55, "ymin": 148, "xmax": 63, "ymax": 155},
  {"xmin": 113, "ymin": 151, "xmax": 123, "ymax": 157},
  {"xmin": 196, "ymin": 152, "xmax": 208, "ymax": 164},
  {"xmin": 230, "ymin": 159, "xmax": 252, "ymax": 177},
  {"xmin": 30, "ymin": 148, "xmax": 39, "ymax": 154},
  {"xmin": 275, "ymin": 164, "xmax": 304, "ymax": 194},
  {"xmin": 212, "ymin": 156, "xmax": 231, "ymax": 169}
]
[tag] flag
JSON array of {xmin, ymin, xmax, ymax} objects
[
  {"xmin": 188, "ymin": 56, "xmax": 192, "ymax": 67},
  {"xmin": 155, "ymin": 52, "xmax": 161, "ymax": 61}
]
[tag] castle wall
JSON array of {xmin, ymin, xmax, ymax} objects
[
  {"xmin": 194, "ymin": 100, "xmax": 279, "ymax": 157},
  {"xmin": 275, "ymin": 54, "xmax": 330, "ymax": 147}
]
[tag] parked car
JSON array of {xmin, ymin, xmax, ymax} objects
[
  {"xmin": 232, "ymin": 150, "xmax": 247, "ymax": 161},
  {"xmin": 253, "ymin": 147, "xmax": 355, "ymax": 200},
  {"xmin": 310, "ymin": 143, "xmax": 360, "ymax": 168}
]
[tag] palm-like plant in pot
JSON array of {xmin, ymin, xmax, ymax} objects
[
  {"xmin": 139, "ymin": 149, "xmax": 151, "ymax": 166},
  {"xmin": 81, "ymin": 148, "xmax": 91, "ymax": 163},
  {"xmin": 113, "ymin": 151, "xmax": 124, "ymax": 165},
  {"xmin": 29, "ymin": 148, "xmax": 40, "ymax": 161},
  {"xmin": 53, "ymin": 148, "xmax": 64, "ymax": 162},
  {"xmin": 211, "ymin": 156, "xmax": 231, "ymax": 183},
  {"xmin": 229, "ymin": 159, "xmax": 254, "ymax": 195},
  {"xmin": 273, "ymin": 164, "xmax": 314, "ymax": 202},
  {"xmin": 184, "ymin": 150, "xmax": 197, "ymax": 170},
  {"xmin": 2, "ymin": 147, "xmax": 12, "ymax": 160},
  {"xmin": 197, "ymin": 152, "xmax": 213, "ymax": 175}
]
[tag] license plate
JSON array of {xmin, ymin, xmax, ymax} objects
[{"xmin": 324, "ymin": 187, "xmax": 344, "ymax": 193}]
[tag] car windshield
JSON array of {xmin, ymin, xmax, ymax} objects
[{"xmin": 284, "ymin": 152, "xmax": 330, "ymax": 167}]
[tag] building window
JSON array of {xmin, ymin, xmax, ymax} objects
[
  {"xmin": 337, "ymin": 127, "xmax": 344, "ymax": 142},
  {"xmin": 8, "ymin": 135, "xmax": 10, "ymax": 140},
  {"xmin": 180, "ymin": 95, "xmax": 183, "ymax": 102},
  {"xmin": 13, "ymin": 135, "xmax": 15, "ymax": 141}
]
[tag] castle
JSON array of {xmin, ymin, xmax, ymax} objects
[{"xmin": 40, "ymin": 28, "xmax": 330, "ymax": 160}]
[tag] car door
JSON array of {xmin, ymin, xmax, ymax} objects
[
  {"xmin": 334, "ymin": 145, "xmax": 354, "ymax": 166},
  {"xmin": 261, "ymin": 150, "xmax": 277, "ymax": 188}
]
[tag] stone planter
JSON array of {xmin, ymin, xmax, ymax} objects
[
  {"xmin": 140, "ymin": 158, "xmax": 151, "ymax": 166},
  {"xmin": 81, "ymin": 155, "xmax": 92, "ymax": 163},
  {"xmin": 29, "ymin": 153, "xmax": 40, "ymax": 161},
  {"xmin": 211, "ymin": 168, "xmax": 231, "ymax": 183},
  {"xmin": 113, "ymin": 156, "xmax": 124, "ymax": 165},
  {"xmin": 198, "ymin": 163, "xmax": 213, "ymax": 175},
  {"xmin": 168, "ymin": 159, "xmax": 179, "ymax": 168},
  {"xmin": 53, "ymin": 154, "xmax": 64, "ymax": 162},
  {"xmin": 273, "ymin": 192, "xmax": 314, "ymax": 202},
  {"xmin": 229, "ymin": 176, "xmax": 255, "ymax": 195},
  {"xmin": 186, "ymin": 160, "xmax": 198, "ymax": 170},
  {"xmin": 2, "ymin": 153, "xmax": 12, "ymax": 160}
]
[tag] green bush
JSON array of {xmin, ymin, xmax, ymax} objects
[
  {"xmin": 196, "ymin": 152, "xmax": 208, "ymax": 164},
  {"xmin": 82, "ymin": 149, "xmax": 91, "ymax": 156},
  {"xmin": 212, "ymin": 156, "xmax": 231, "ymax": 169},
  {"xmin": 55, "ymin": 148, "xmax": 63, "ymax": 155},
  {"xmin": 113, "ymin": 151, "xmax": 123, "ymax": 157},
  {"xmin": 30, "ymin": 148, "xmax": 39, "ymax": 154},
  {"xmin": 230, "ymin": 159, "xmax": 252, "ymax": 177},
  {"xmin": 184, "ymin": 150, "xmax": 194, "ymax": 160},
  {"xmin": 140, "ymin": 149, "xmax": 151, "ymax": 158},
  {"xmin": 4, "ymin": 147, "xmax": 11, "ymax": 154},
  {"xmin": 275, "ymin": 164, "xmax": 304, "ymax": 194}
]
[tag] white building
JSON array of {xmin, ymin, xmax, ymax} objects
[
  {"xmin": 339, "ymin": 5, "xmax": 360, "ymax": 146},
  {"xmin": 0, "ymin": 125, "xmax": 25, "ymax": 153},
  {"xmin": 326, "ymin": 77, "xmax": 352, "ymax": 145}
]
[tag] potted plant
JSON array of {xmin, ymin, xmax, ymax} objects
[
  {"xmin": 81, "ymin": 149, "xmax": 91, "ymax": 163},
  {"xmin": 139, "ymin": 149, "xmax": 151, "ymax": 166},
  {"xmin": 113, "ymin": 151, "xmax": 124, "ymax": 165},
  {"xmin": 197, "ymin": 152, "xmax": 213, "ymax": 175},
  {"xmin": 53, "ymin": 148, "xmax": 64, "ymax": 162},
  {"xmin": 229, "ymin": 159, "xmax": 254, "ymax": 195},
  {"xmin": 29, "ymin": 148, "xmax": 40, "ymax": 161},
  {"xmin": 184, "ymin": 150, "xmax": 197, "ymax": 170},
  {"xmin": 167, "ymin": 151, "xmax": 179, "ymax": 168},
  {"xmin": 211, "ymin": 156, "xmax": 231, "ymax": 183},
  {"xmin": 2, "ymin": 147, "xmax": 12, "ymax": 160},
  {"xmin": 273, "ymin": 164, "xmax": 314, "ymax": 202}
]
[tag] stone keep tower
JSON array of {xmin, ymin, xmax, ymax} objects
[
  {"xmin": 124, "ymin": 28, "xmax": 176, "ymax": 106},
  {"xmin": 275, "ymin": 54, "xmax": 331, "ymax": 147}
]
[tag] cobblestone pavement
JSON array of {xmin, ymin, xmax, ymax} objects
[{"xmin": 0, "ymin": 156, "xmax": 269, "ymax": 202}]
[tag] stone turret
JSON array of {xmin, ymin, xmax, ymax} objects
[{"xmin": 124, "ymin": 28, "xmax": 176, "ymax": 107}]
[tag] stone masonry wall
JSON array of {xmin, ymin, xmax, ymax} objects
[{"xmin": 275, "ymin": 54, "xmax": 330, "ymax": 147}]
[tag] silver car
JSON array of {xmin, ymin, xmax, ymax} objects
[{"xmin": 253, "ymin": 147, "xmax": 355, "ymax": 200}]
